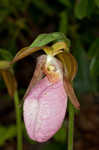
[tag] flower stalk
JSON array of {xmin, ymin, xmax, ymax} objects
[
  {"xmin": 68, "ymin": 100, "xmax": 74, "ymax": 150},
  {"xmin": 14, "ymin": 90, "xmax": 22, "ymax": 150}
]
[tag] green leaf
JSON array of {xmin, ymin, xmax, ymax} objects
[
  {"xmin": 90, "ymin": 55, "xmax": 99, "ymax": 78},
  {"xmin": 59, "ymin": 11, "xmax": 68, "ymax": 34},
  {"xmin": 30, "ymin": 32, "xmax": 70, "ymax": 49},
  {"xmin": 54, "ymin": 123, "xmax": 66, "ymax": 143},
  {"xmin": 0, "ymin": 125, "xmax": 17, "ymax": 146},
  {"xmin": 32, "ymin": 0, "xmax": 54, "ymax": 15},
  {"xmin": 0, "ymin": 49, "xmax": 13, "ymax": 61},
  {"xmin": 73, "ymin": 43, "xmax": 92, "ymax": 93},
  {"xmin": 75, "ymin": 0, "xmax": 88, "ymax": 19},
  {"xmin": 89, "ymin": 55, "xmax": 99, "ymax": 92},
  {"xmin": 95, "ymin": 0, "xmax": 99, "ymax": 7},
  {"xmin": 87, "ymin": 0, "xmax": 95, "ymax": 16},
  {"xmin": 74, "ymin": 0, "xmax": 94, "ymax": 19},
  {"xmin": 88, "ymin": 38, "xmax": 99, "ymax": 58},
  {"xmin": 58, "ymin": 0, "xmax": 71, "ymax": 7}
]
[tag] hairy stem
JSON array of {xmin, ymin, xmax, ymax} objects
[
  {"xmin": 14, "ymin": 91, "xmax": 22, "ymax": 150},
  {"xmin": 68, "ymin": 101, "xmax": 74, "ymax": 150}
]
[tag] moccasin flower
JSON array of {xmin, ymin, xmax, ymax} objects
[
  {"xmin": 23, "ymin": 55, "xmax": 68, "ymax": 142},
  {"xmin": 11, "ymin": 33, "xmax": 80, "ymax": 143}
]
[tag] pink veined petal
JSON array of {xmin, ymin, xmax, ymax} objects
[{"xmin": 23, "ymin": 77, "xmax": 67, "ymax": 142}]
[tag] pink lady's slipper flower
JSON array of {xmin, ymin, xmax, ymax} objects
[
  {"xmin": 23, "ymin": 54, "xmax": 80, "ymax": 142},
  {"xmin": 23, "ymin": 55, "xmax": 67, "ymax": 142}
]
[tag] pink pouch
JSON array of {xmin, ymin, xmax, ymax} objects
[{"xmin": 23, "ymin": 76, "xmax": 67, "ymax": 142}]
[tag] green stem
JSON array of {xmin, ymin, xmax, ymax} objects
[
  {"xmin": 14, "ymin": 91, "xmax": 22, "ymax": 150},
  {"xmin": 68, "ymin": 101, "xmax": 74, "ymax": 150}
]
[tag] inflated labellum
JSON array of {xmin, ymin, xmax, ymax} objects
[{"xmin": 23, "ymin": 55, "xmax": 67, "ymax": 142}]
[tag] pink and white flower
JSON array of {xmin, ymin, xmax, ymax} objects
[{"xmin": 23, "ymin": 55, "xmax": 67, "ymax": 142}]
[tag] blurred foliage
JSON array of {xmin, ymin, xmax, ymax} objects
[
  {"xmin": 0, "ymin": 49, "xmax": 13, "ymax": 61},
  {"xmin": 0, "ymin": 125, "xmax": 16, "ymax": 146},
  {"xmin": 54, "ymin": 122, "xmax": 66, "ymax": 143},
  {"xmin": 0, "ymin": 0, "xmax": 99, "ymax": 149}
]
